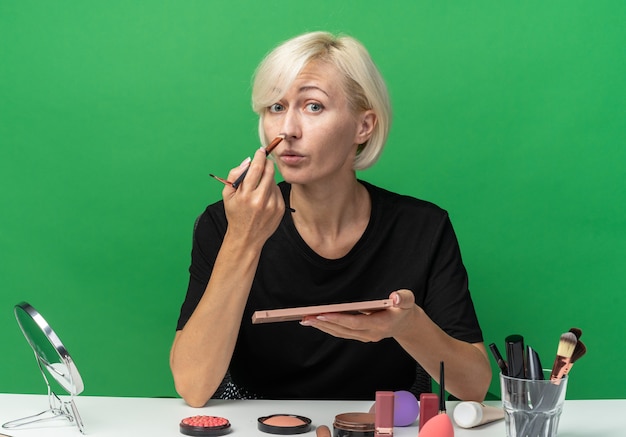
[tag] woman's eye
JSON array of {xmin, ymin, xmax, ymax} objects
[
  {"xmin": 306, "ymin": 102, "xmax": 323, "ymax": 113},
  {"xmin": 268, "ymin": 103, "xmax": 285, "ymax": 113}
]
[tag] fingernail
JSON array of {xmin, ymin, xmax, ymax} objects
[
  {"xmin": 239, "ymin": 157, "xmax": 251, "ymax": 168},
  {"xmin": 300, "ymin": 320, "xmax": 312, "ymax": 326},
  {"xmin": 393, "ymin": 294, "xmax": 400, "ymax": 305},
  {"xmin": 316, "ymin": 315, "xmax": 328, "ymax": 321}
]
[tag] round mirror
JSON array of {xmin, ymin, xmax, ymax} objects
[
  {"xmin": 14, "ymin": 302, "xmax": 84, "ymax": 396},
  {"xmin": 3, "ymin": 302, "xmax": 85, "ymax": 434}
]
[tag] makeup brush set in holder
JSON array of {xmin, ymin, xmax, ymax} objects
[{"xmin": 490, "ymin": 328, "xmax": 587, "ymax": 437}]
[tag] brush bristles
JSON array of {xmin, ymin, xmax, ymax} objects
[
  {"xmin": 569, "ymin": 327, "xmax": 583, "ymax": 340},
  {"xmin": 570, "ymin": 340, "xmax": 587, "ymax": 363},
  {"xmin": 557, "ymin": 332, "xmax": 577, "ymax": 358}
]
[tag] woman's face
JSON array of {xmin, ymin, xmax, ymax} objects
[{"xmin": 262, "ymin": 60, "xmax": 374, "ymax": 186}]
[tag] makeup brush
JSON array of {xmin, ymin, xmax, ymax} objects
[
  {"xmin": 209, "ymin": 173, "xmax": 232, "ymax": 186},
  {"xmin": 569, "ymin": 327, "xmax": 582, "ymax": 340},
  {"xmin": 231, "ymin": 134, "xmax": 285, "ymax": 189},
  {"xmin": 549, "ymin": 332, "xmax": 577, "ymax": 382},
  {"xmin": 562, "ymin": 339, "xmax": 586, "ymax": 376}
]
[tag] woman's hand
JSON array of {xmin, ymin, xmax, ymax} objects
[
  {"xmin": 222, "ymin": 148, "xmax": 285, "ymax": 248},
  {"xmin": 300, "ymin": 289, "xmax": 491, "ymax": 401},
  {"xmin": 299, "ymin": 289, "xmax": 415, "ymax": 342}
]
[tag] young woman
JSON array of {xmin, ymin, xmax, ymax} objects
[{"xmin": 170, "ymin": 31, "xmax": 491, "ymax": 407}]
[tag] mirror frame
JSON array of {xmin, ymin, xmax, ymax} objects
[{"xmin": 2, "ymin": 302, "xmax": 85, "ymax": 434}]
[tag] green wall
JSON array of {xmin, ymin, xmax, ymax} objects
[{"xmin": 1, "ymin": 1, "xmax": 624, "ymax": 400}]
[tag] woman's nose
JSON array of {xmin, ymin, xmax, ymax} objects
[{"xmin": 280, "ymin": 108, "xmax": 302, "ymax": 139}]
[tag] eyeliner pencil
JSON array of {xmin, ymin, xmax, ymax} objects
[{"xmin": 231, "ymin": 135, "xmax": 285, "ymax": 189}]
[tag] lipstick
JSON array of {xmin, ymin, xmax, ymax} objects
[{"xmin": 375, "ymin": 391, "xmax": 394, "ymax": 437}]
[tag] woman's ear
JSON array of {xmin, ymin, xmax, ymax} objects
[{"xmin": 354, "ymin": 110, "xmax": 377, "ymax": 145}]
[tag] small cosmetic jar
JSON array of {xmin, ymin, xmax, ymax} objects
[
  {"xmin": 179, "ymin": 415, "xmax": 231, "ymax": 436},
  {"xmin": 333, "ymin": 412, "xmax": 375, "ymax": 437},
  {"xmin": 257, "ymin": 414, "xmax": 312, "ymax": 435}
]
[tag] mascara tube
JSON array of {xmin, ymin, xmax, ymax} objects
[
  {"xmin": 505, "ymin": 335, "xmax": 525, "ymax": 379},
  {"xmin": 505, "ymin": 335, "xmax": 526, "ymax": 411}
]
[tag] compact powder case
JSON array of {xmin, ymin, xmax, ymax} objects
[
  {"xmin": 179, "ymin": 415, "xmax": 231, "ymax": 436},
  {"xmin": 257, "ymin": 414, "xmax": 312, "ymax": 435}
]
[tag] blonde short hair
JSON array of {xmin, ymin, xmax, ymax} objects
[{"xmin": 252, "ymin": 31, "xmax": 391, "ymax": 170}]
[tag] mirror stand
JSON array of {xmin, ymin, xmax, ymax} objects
[{"xmin": 2, "ymin": 387, "xmax": 84, "ymax": 433}]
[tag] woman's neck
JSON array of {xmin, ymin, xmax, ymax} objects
[{"xmin": 289, "ymin": 177, "xmax": 371, "ymax": 259}]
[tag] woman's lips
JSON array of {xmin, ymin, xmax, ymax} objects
[{"xmin": 278, "ymin": 151, "xmax": 305, "ymax": 165}]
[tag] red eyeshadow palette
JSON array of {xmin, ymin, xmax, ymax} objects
[
  {"xmin": 257, "ymin": 414, "xmax": 312, "ymax": 434},
  {"xmin": 180, "ymin": 415, "xmax": 231, "ymax": 436}
]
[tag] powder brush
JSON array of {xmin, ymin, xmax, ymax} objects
[
  {"xmin": 562, "ymin": 339, "xmax": 587, "ymax": 376},
  {"xmin": 549, "ymin": 332, "xmax": 577, "ymax": 382}
]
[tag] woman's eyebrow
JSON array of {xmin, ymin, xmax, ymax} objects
[{"xmin": 298, "ymin": 85, "xmax": 329, "ymax": 97}]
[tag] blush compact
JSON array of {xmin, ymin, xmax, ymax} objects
[
  {"xmin": 179, "ymin": 415, "xmax": 231, "ymax": 436},
  {"xmin": 257, "ymin": 414, "xmax": 312, "ymax": 435}
]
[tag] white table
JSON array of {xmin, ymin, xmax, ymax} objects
[{"xmin": 0, "ymin": 393, "xmax": 624, "ymax": 436}]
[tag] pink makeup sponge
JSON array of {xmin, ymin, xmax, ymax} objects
[
  {"xmin": 418, "ymin": 414, "xmax": 454, "ymax": 437},
  {"xmin": 368, "ymin": 390, "xmax": 419, "ymax": 427}
]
